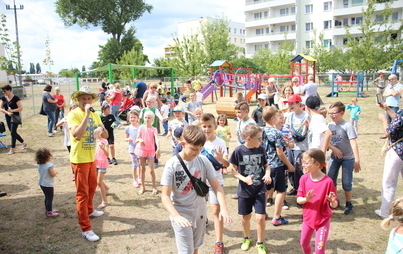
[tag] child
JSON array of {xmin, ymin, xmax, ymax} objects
[
  {"xmin": 185, "ymin": 92, "xmax": 202, "ymax": 125},
  {"xmin": 135, "ymin": 111, "xmax": 160, "ymax": 195},
  {"xmin": 196, "ymin": 87, "xmax": 203, "ymax": 103},
  {"xmin": 173, "ymin": 127, "xmax": 184, "ymax": 155},
  {"xmin": 160, "ymin": 98, "xmax": 170, "ymax": 135},
  {"xmin": 36, "ymin": 147, "xmax": 59, "ymax": 217},
  {"xmin": 235, "ymin": 102, "xmax": 256, "ymax": 145},
  {"xmin": 95, "ymin": 135, "xmax": 109, "ymax": 208},
  {"xmin": 283, "ymin": 94, "xmax": 309, "ymax": 196},
  {"xmin": 262, "ymin": 106, "xmax": 295, "ymax": 225},
  {"xmin": 166, "ymin": 91, "xmax": 176, "ymax": 116},
  {"xmin": 381, "ymin": 198, "xmax": 403, "ymax": 253},
  {"xmin": 229, "ymin": 123, "xmax": 271, "ymax": 253},
  {"xmin": 233, "ymin": 92, "xmax": 245, "ymax": 121},
  {"xmin": 346, "ymin": 98, "xmax": 361, "ymax": 134},
  {"xmin": 252, "ymin": 94, "xmax": 268, "ymax": 127},
  {"xmin": 167, "ymin": 106, "xmax": 188, "ymax": 152},
  {"xmin": 125, "ymin": 110, "xmax": 141, "ymax": 187},
  {"xmin": 191, "ymin": 107, "xmax": 203, "ymax": 126},
  {"xmin": 327, "ymin": 101, "xmax": 361, "ymax": 215},
  {"xmin": 100, "ymin": 104, "xmax": 118, "ymax": 165},
  {"xmin": 200, "ymin": 113, "xmax": 230, "ymax": 253},
  {"xmin": 305, "ymin": 96, "xmax": 332, "ymax": 153},
  {"xmin": 215, "ymin": 114, "xmax": 231, "ymax": 154},
  {"xmin": 161, "ymin": 125, "xmax": 232, "ymax": 254},
  {"xmin": 98, "ymin": 88, "xmax": 106, "ymax": 106},
  {"xmin": 297, "ymin": 148, "xmax": 338, "ymax": 254},
  {"xmin": 318, "ymin": 107, "xmax": 328, "ymax": 119},
  {"xmin": 56, "ymin": 103, "xmax": 78, "ymax": 181}
]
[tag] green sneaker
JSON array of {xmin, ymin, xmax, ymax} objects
[
  {"xmin": 241, "ymin": 238, "xmax": 252, "ymax": 251},
  {"xmin": 256, "ymin": 243, "xmax": 266, "ymax": 254}
]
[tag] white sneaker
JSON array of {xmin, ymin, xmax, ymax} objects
[
  {"xmin": 375, "ymin": 209, "xmax": 388, "ymax": 218},
  {"xmin": 89, "ymin": 210, "xmax": 104, "ymax": 218},
  {"xmin": 82, "ymin": 230, "xmax": 100, "ymax": 242}
]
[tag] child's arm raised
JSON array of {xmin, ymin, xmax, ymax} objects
[
  {"xmin": 208, "ymin": 177, "xmax": 233, "ymax": 224},
  {"xmin": 161, "ymin": 185, "xmax": 192, "ymax": 228},
  {"xmin": 214, "ymin": 146, "xmax": 230, "ymax": 168},
  {"xmin": 276, "ymin": 147, "xmax": 295, "ymax": 172}
]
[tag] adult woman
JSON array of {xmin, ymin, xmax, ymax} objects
[
  {"xmin": 265, "ymin": 77, "xmax": 281, "ymax": 108},
  {"xmin": 279, "ymin": 85, "xmax": 294, "ymax": 112},
  {"xmin": 53, "ymin": 87, "xmax": 65, "ymax": 131},
  {"xmin": 291, "ymin": 77, "xmax": 303, "ymax": 96},
  {"xmin": 0, "ymin": 85, "xmax": 27, "ymax": 154},
  {"xmin": 375, "ymin": 102, "xmax": 403, "ymax": 218},
  {"xmin": 42, "ymin": 85, "xmax": 58, "ymax": 137},
  {"xmin": 108, "ymin": 82, "xmax": 123, "ymax": 127},
  {"xmin": 142, "ymin": 83, "xmax": 162, "ymax": 109},
  {"xmin": 373, "ymin": 72, "xmax": 386, "ymax": 95}
]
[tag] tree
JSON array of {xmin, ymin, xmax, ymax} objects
[
  {"xmin": 59, "ymin": 67, "xmax": 79, "ymax": 77},
  {"xmin": 55, "ymin": 0, "xmax": 152, "ymax": 42},
  {"xmin": 116, "ymin": 47, "xmax": 148, "ymax": 80},
  {"xmin": 0, "ymin": 14, "xmax": 22, "ymax": 79},
  {"xmin": 29, "ymin": 63, "xmax": 35, "ymax": 74},
  {"xmin": 250, "ymin": 42, "xmax": 295, "ymax": 75},
  {"xmin": 345, "ymin": 1, "xmax": 403, "ymax": 73},
  {"xmin": 36, "ymin": 63, "xmax": 41, "ymax": 74},
  {"xmin": 43, "ymin": 36, "xmax": 54, "ymax": 73},
  {"xmin": 171, "ymin": 34, "xmax": 205, "ymax": 76},
  {"xmin": 82, "ymin": 65, "xmax": 86, "ymax": 72},
  {"xmin": 152, "ymin": 57, "xmax": 172, "ymax": 78}
]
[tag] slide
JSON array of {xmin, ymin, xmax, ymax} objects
[
  {"xmin": 202, "ymin": 80, "xmax": 215, "ymax": 100},
  {"xmin": 245, "ymin": 89, "xmax": 255, "ymax": 102}
]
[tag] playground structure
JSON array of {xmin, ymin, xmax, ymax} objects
[
  {"xmin": 330, "ymin": 72, "xmax": 365, "ymax": 98},
  {"xmin": 290, "ymin": 54, "xmax": 317, "ymax": 84}
]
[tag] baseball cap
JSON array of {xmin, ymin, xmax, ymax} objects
[
  {"xmin": 305, "ymin": 96, "xmax": 321, "ymax": 109},
  {"xmin": 174, "ymin": 127, "xmax": 183, "ymax": 138},
  {"xmin": 283, "ymin": 94, "xmax": 302, "ymax": 103},
  {"xmin": 257, "ymin": 94, "xmax": 267, "ymax": 100},
  {"xmin": 173, "ymin": 105, "xmax": 185, "ymax": 112}
]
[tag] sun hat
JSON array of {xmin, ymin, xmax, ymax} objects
[
  {"xmin": 173, "ymin": 105, "xmax": 185, "ymax": 112},
  {"xmin": 284, "ymin": 94, "xmax": 302, "ymax": 103},
  {"xmin": 268, "ymin": 77, "xmax": 276, "ymax": 83},
  {"xmin": 71, "ymin": 86, "xmax": 99, "ymax": 103},
  {"xmin": 305, "ymin": 95, "xmax": 321, "ymax": 109},
  {"xmin": 257, "ymin": 94, "xmax": 268, "ymax": 100}
]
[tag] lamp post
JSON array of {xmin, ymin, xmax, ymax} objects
[{"xmin": 6, "ymin": 0, "xmax": 23, "ymax": 86}]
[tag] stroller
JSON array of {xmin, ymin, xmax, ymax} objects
[{"xmin": 118, "ymin": 96, "xmax": 142, "ymax": 123}]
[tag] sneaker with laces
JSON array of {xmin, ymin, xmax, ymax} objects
[
  {"xmin": 272, "ymin": 216, "xmax": 288, "ymax": 226},
  {"xmin": 21, "ymin": 143, "xmax": 27, "ymax": 150},
  {"xmin": 230, "ymin": 194, "xmax": 238, "ymax": 199},
  {"xmin": 256, "ymin": 243, "xmax": 266, "ymax": 254},
  {"xmin": 286, "ymin": 189, "xmax": 297, "ymax": 196},
  {"xmin": 282, "ymin": 200, "xmax": 289, "ymax": 210},
  {"xmin": 108, "ymin": 158, "xmax": 112, "ymax": 164},
  {"xmin": 82, "ymin": 230, "xmax": 100, "ymax": 242},
  {"xmin": 46, "ymin": 211, "xmax": 59, "ymax": 217},
  {"xmin": 266, "ymin": 198, "xmax": 273, "ymax": 207},
  {"xmin": 241, "ymin": 238, "xmax": 252, "ymax": 251},
  {"xmin": 214, "ymin": 242, "xmax": 224, "ymax": 254},
  {"xmin": 89, "ymin": 210, "xmax": 104, "ymax": 218},
  {"xmin": 112, "ymin": 158, "xmax": 118, "ymax": 165},
  {"xmin": 133, "ymin": 179, "xmax": 139, "ymax": 188},
  {"xmin": 344, "ymin": 203, "xmax": 353, "ymax": 215}
]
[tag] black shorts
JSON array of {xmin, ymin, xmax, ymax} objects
[
  {"xmin": 238, "ymin": 193, "xmax": 266, "ymax": 215},
  {"xmin": 266, "ymin": 165, "xmax": 287, "ymax": 193},
  {"xmin": 107, "ymin": 131, "xmax": 115, "ymax": 145}
]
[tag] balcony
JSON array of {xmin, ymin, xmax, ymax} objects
[
  {"xmin": 333, "ymin": 24, "xmax": 361, "ymax": 36},
  {"xmin": 245, "ymin": 0, "xmax": 269, "ymax": 11},
  {"xmin": 245, "ymin": 17, "xmax": 270, "ymax": 27},
  {"xmin": 246, "ymin": 31, "xmax": 296, "ymax": 43},
  {"xmin": 268, "ymin": 13, "xmax": 296, "ymax": 24},
  {"xmin": 268, "ymin": 0, "xmax": 295, "ymax": 7},
  {"xmin": 333, "ymin": 4, "xmax": 364, "ymax": 16},
  {"xmin": 245, "ymin": 34, "xmax": 270, "ymax": 44}
]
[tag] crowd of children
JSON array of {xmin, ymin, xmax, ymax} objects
[{"xmin": 36, "ymin": 77, "xmax": 399, "ymax": 254}]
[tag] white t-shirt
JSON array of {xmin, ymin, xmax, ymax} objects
[
  {"xmin": 302, "ymin": 82, "xmax": 318, "ymax": 101},
  {"xmin": 285, "ymin": 111, "xmax": 309, "ymax": 151},
  {"xmin": 308, "ymin": 114, "xmax": 328, "ymax": 149},
  {"xmin": 203, "ymin": 136, "xmax": 228, "ymax": 186},
  {"xmin": 196, "ymin": 91, "xmax": 203, "ymax": 102},
  {"xmin": 237, "ymin": 118, "xmax": 257, "ymax": 144},
  {"xmin": 160, "ymin": 104, "xmax": 169, "ymax": 119}
]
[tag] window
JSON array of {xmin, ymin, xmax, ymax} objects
[
  {"xmin": 376, "ymin": 14, "xmax": 384, "ymax": 22},
  {"xmin": 254, "ymin": 12, "xmax": 262, "ymax": 19},
  {"xmin": 305, "ymin": 41, "xmax": 312, "ymax": 48},
  {"xmin": 305, "ymin": 4, "xmax": 313, "ymax": 13},
  {"xmin": 343, "ymin": 38, "xmax": 348, "ymax": 45},
  {"xmin": 280, "ymin": 8, "xmax": 289, "ymax": 16},
  {"xmin": 324, "ymin": 20, "xmax": 332, "ymax": 29},
  {"xmin": 264, "ymin": 11, "xmax": 268, "ymax": 17},
  {"xmin": 234, "ymin": 38, "xmax": 237, "ymax": 43},
  {"xmin": 343, "ymin": 0, "xmax": 348, "ymax": 7},
  {"xmin": 291, "ymin": 24, "xmax": 296, "ymax": 31},
  {"xmin": 335, "ymin": 20, "xmax": 342, "ymax": 27},
  {"xmin": 351, "ymin": 17, "xmax": 363, "ymax": 25},
  {"xmin": 392, "ymin": 12, "xmax": 398, "ymax": 21},
  {"xmin": 352, "ymin": 0, "xmax": 363, "ymax": 5},
  {"xmin": 266, "ymin": 28, "xmax": 270, "ymax": 34},
  {"xmin": 323, "ymin": 39, "xmax": 332, "ymax": 48},
  {"xmin": 234, "ymin": 28, "xmax": 236, "ymax": 34},
  {"xmin": 305, "ymin": 22, "xmax": 313, "ymax": 31},
  {"xmin": 343, "ymin": 18, "xmax": 349, "ymax": 26},
  {"xmin": 291, "ymin": 7, "xmax": 296, "ymax": 14},
  {"xmin": 256, "ymin": 28, "xmax": 264, "ymax": 35},
  {"xmin": 264, "ymin": 44, "xmax": 269, "ymax": 48},
  {"xmin": 280, "ymin": 25, "xmax": 289, "ymax": 32},
  {"xmin": 324, "ymin": 2, "xmax": 332, "ymax": 11}
]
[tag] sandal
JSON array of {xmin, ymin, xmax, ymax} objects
[
  {"xmin": 137, "ymin": 188, "xmax": 145, "ymax": 195},
  {"xmin": 97, "ymin": 202, "xmax": 108, "ymax": 209},
  {"xmin": 152, "ymin": 189, "xmax": 158, "ymax": 195}
]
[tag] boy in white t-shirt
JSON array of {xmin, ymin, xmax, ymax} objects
[
  {"xmin": 305, "ymin": 96, "xmax": 331, "ymax": 153},
  {"xmin": 160, "ymin": 98, "xmax": 169, "ymax": 135}
]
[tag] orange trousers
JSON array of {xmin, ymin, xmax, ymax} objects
[{"xmin": 71, "ymin": 162, "xmax": 97, "ymax": 232}]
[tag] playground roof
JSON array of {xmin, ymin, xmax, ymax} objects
[
  {"xmin": 210, "ymin": 60, "xmax": 231, "ymax": 67},
  {"xmin": 290, "ymin": 54, "xmax": 317, "ymax": 62},
  {"xmin": 81, "ymin": 63, "xmax": 173, "ymax": 73}
]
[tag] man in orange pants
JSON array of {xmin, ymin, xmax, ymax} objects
[{"xmin": 68, "ymin": 86, "xmax": 108, "ymax": 242}]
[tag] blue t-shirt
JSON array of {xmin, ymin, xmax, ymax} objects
[
  {"xmin": 346, "ymin": 105, "xmax": 361, "ymax": 120},
  {"xmin": 133, "ymin": 81, "xmax": 147, "ymax": 99},
  {"xmin": 229, "ymin": 145, "xmax": 267, "ymax": 198},
  {"xmin": 262, "ymin": 126, "xmax": 287, "ymax": 168}
]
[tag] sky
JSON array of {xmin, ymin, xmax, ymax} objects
[{"xmin": 0, "ymin": 0, "xmax": 244, "ymax": 74}]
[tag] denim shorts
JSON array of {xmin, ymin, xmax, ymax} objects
[
  {"xmin": 327, "ymin": 157, "xmax": 354, "ymax": 191},
  {"xmin": 97, "ymin": 168, "xmax": 107, "ymax": 173}
]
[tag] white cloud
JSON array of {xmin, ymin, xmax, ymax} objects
[{"xmin": 2, "ymin": 0, "xmax": 243, "ymax": 73}]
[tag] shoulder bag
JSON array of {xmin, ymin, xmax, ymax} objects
[
  {"xmin": 381, "ymin": 137, "xmax": 403, "ymax": 157},
  {"xmin": 176, "ymin": 154, "xmax": 209, "ymax": 197},
  {"xmin": 7, "ymin": 101, "xmax": 22, "ymax": 125}
]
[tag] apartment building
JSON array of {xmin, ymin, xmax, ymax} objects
[
  {"xmin": 244, "ymin": 0, "xmax": 403, "ymax": 57},
  {"xmin": 164, "ymin": 17, "xmax": 246, "ymax": 58}
]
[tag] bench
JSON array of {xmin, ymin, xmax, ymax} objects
[{"xmin": 216, "ymin": 97, "xmax": 236, "ymax": 118}]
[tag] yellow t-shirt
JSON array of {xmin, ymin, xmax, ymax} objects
[
  {"xmin": 67, "ymin": 108, "xmax": 102, "ymax": 164},
  {"xmin": 215, "ymin": 125, "xmax": 231, "ymax": 148}
]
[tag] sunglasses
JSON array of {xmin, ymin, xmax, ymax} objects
[
  {"xmin": 329, "ymin": 111, "xmax": 341, "ymax": 115},
  {"xmin": 251, "ymin": 137, "xmax": 262, "ymax": 141}
]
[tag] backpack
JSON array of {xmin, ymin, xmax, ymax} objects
[
  {"xmin": 0, "ymin": 121, "xmax": 5, "ymax": 133},
  {"xmin": 200, "ymin": 148, "xmax": 224, "ymax": 171}
]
